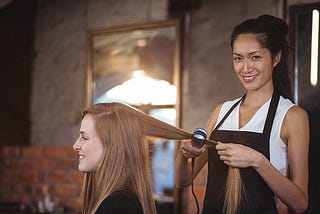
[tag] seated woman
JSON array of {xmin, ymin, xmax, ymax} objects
[{"xmin": 73, "ymin": 102, "xmax": 194, "ymax": 214}]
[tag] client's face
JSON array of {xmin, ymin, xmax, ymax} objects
[{"xmin": 73, "ymin": 114, "xmax": 104, "ymax": 172}]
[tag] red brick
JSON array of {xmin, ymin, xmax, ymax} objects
[
  {"xmin": 0, "ymin": 146, "xmax": 21, "ymax": 158},
  {"xmin": 33, "ymin": 184, "xmax": 46, "ymax": 195},
  {"xmin": 0, "ymin": 183, "xmax": 11, "ymax": 194},
  {"xmin": 0, "ymin": 194, "xmax": 21, "ymax": 203},
  {"xmin": 11, "ymin": 159, "xmax": 34, "ymax": 169},
  {"xmin": 46, "ymin": 171, "xmax": 67, "ymax": 183},
  {"xmin": 44, "ymin": 147, "xmax": 74, "ymax": 158},
  {"xmin": 33, "ymin": 159, "xmax": 53, "ymax": 170},
  {"xmin": 60, "ymin": 197, "xmax": 81, "ymax": 213},
  {"xmin": 64, "ymin": 147, "xmax": 76, "ymax": 157},
  {"xmin": 11, "ymin": 183, "xmax": 30, "ymax": 195},
  {"xmin": 52, "ymin": 159, "xmax": 77, "ymax": 170},
  {"xmin": 53, "ymin": 183, "xmax": 80, "ymax": 197},
  {"xmin": 21, "ymin": 171, "xmax": 43, "ymax": 183},
  {"xmin": 22, "ymin": 146, "xmax": 44, "ymax": 158},
  {"xmin": 0, "ymin": 145, "xmax": 95, "ymax": 214},
  {"xmin": 0, "ymin": 171, "xmax": 21, "ymax": 182},
  {"xmin": 67, "ymin": 171, "xmax": 83, "ymax": 183},
  {"xmin": 1, "ymin": 158, "xmax": 12, "ymax": 169}
]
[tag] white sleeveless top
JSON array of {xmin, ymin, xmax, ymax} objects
[{"xmin": 215, "ymin": 96, "xmax": 295, "ymax": 176}]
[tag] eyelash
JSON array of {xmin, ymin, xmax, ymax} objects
[
  {"xmin": 233, "ymin": 57, "xmax": 242, "ymax": 61},
  {"xmin": 233, "ymin": 56, "xmax": 261, "ymax": 61},
  {"xmin": 252, "ymin": 55, "xmax": 261, "ymax": 60},
  {"xmin": 80, "ymin": 136, "xmax": 88, "ymax": 140}
]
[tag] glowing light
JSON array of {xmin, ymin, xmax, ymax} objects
[
  {"xmin": 310, "ymin": 9, "xmax": 319, "ymax": 86},
  {"xmin": 97, "ymin": 70, "xmax": 176, "ymax": 105},
  {"xmin": 133, "ymin": 69, "xmax": 145, "ymax": 78}
]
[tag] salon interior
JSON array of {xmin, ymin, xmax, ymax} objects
[{"xmin": 0, "ymin": 0, "xmax": 319, "ymax": 213}]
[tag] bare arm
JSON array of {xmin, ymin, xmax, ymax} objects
[
  {"xmin": 255, "ymin": 106, "xmax": 309, "ymax": 213},
  {"xmin": 175, "ymin": 104, "xmax": 223, "ymax": 188}
]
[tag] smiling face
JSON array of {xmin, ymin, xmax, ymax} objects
[
  {"xmin": 232, "ymin": 33, "xmax": 280, "ymax": 93},
  {"xmin": 73, "ymin": 114, "xmax": 104, "ymax": 172}
]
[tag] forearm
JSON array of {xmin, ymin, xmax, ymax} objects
[
  {"xmin": 254, "ymin": 155, "xmax": 308, "ymax": 213},
  {"xmin": 175, "ymin": 151, "xmax": 193, "ymax": 188}
]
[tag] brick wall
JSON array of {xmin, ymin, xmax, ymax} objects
[
  {"xmin": 180, "ymin": 165, "xmax": 207, "ymax": 214},
  {"xmin": 0, "ymin": 146, "xmax": 82, "ymax": 213}
]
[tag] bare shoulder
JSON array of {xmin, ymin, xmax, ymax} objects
[
  {"xmin": 282, "ymin": 105, "xmax": 309, "ymax": 143},
  {"xmin": 285, "ymin": 105, "xmax": 309, "ymax": 123},
  {"xmin": 205, "ymin": 103, "xmax": 224, "ymax": 132},
  {"xmin": 212, "ymin": 103, "xmax": 224, "ymax": 118}
]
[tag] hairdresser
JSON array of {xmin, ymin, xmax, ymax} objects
[{"xmin": 175, "ymin": 14, "xmax": 309, "ymax": 214}]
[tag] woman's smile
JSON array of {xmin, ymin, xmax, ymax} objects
[
  {"xmin": 242, "ymin": 74, "xmax": 257, "ymax": 83},
  {"xmin": 78, "ymin": 154, "xmax": 85, "ymax": 161}
]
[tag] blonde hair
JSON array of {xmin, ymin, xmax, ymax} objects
[
  {"xmin": 223, "ymin": 168, "xmax": 244, "ymax": 214},
  {"xmin": 78, "ymin": 102, "xmax": 244, "ymax": 214},
  {"xmin": 79, "ymin": 102, "xmax": 193, "ymax": 214}
]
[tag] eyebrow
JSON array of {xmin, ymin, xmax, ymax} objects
[
  {"xmin": 249, "ymin": 51, "xmax": 262, "ymax": 55},
  {"xmin": 232, "ymin": 51, "xmax": 262, "ymax": 56},
  {"xmin": 80, "ymin": 131, "xmax": 87, "ymax": 135}
]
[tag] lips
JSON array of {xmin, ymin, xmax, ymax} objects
[
  {"xmin": 242, "ymin": 75, "xmax": 256, "ymax": 82},
  {"xmin": 79, "ymin": 154, "xmax": 85, "ymax": 160}
]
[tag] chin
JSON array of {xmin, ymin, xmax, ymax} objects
[
  {"xmin": 79, "ymin": 165, "xmax": 95, "ymax": 173},
  {"xmin": 243, "ymin": 84, "xmax": 259, "ymax": 91},
  {"xmin": 78, "ymin": 165, "xmax": 88, "ymax": 172}
]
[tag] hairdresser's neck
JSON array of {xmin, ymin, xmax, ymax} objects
[{"xmin": 243, "ymin": 87, "xmax": 273, "ymax": 108}]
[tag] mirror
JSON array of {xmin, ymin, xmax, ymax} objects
[{"xmin": 87, "ymin": 19, "xmax": 181, "ymax": 212}]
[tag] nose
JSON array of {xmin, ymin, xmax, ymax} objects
[
  {"xmin": 73, "ymin": 139, "xmax": 80, "ymax": 152},
  {"xmin": 242, "ymin": 59, "xmax": 252, "ymax": 73}
]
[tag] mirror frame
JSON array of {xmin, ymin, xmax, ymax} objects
[
  {"xmin": 86, "ymin": 19, "xmax": 182, "ymax": 126},
  {"xmin": 86, "ymin": 19, "xmax": 183, "ymax": 212}
]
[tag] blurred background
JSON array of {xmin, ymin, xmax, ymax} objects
[{"xmin": 0, "ymin": 0, "xmax": 319, "ymax": 213}]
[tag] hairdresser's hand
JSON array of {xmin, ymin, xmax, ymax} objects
[
  {"xmin": 180, "ymin": 139, "xmax": 206, "ymax": 159},
  {"xmin": 216, "ymin": 142, "xmax": 263, "ymax": 168}
]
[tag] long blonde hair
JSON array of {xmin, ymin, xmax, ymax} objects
[
  {"xmin": 79, "ymin": 102, "xmax": 193, "ymax": 214},
  {"xmin": 223, "ymin": 168, "xmax": 244, "ymax": 214}
]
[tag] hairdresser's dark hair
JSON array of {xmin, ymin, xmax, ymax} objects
[{"xmin": 231, "ymin": 14, "xmax": 294, "ymax": 102}]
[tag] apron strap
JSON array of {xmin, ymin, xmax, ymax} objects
[
  {"xmin": 213, "ymin": 95, "xmax": 245, "ymax": 131},
  {"xmin": 213, "ymin": 91, "xmax": 280, "ymax": 136},
  {"xmin": 263, "ymin": 91, "xmax": 280, "ymax": 135}
]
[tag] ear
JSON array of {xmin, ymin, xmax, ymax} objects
[{"xmin": 273, "ymin": 51, "xmax": 281, "ymax": 67}]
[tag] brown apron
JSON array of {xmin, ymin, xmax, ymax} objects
[{"xmin": 203, "ymin": 91, "xmax": 279, "ymax": 214}]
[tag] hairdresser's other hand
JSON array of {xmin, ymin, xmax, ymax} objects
[
  {"xmin": 180, "ymin": 139, "xmax": 206, "ymax": 159},
  {"xmin": 216, "ymin": 142, "xmax": 263, "ymax": 168}
]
